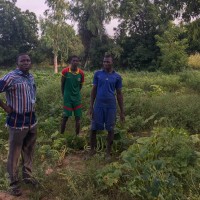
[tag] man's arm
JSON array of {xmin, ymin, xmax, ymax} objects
[
  {"xmin": 80, "ymin": 83, "xmax": 83, "ymax": 90},
  {"xmin": 0, "ymin": 99, "xmax": 12, "ymax": 113},
  {"xmin": 80, "ymin": 70, "xmax": 84, "ymax": 90},
  {"xmin": 116, "ymin": 89, "xmax": 125, "ymax": 122},
  {"xmin": 61, "ymin": 76, "xmax": 65, "ymax": 96},
  {"xmin": 0, "ymin": 76, "xmax": 12, "ymax": 113},
  {"xmin": 89, "ymin": 85, "xmax": 97, "ymax": 118}
]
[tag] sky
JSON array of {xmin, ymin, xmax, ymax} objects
[{"xmin": 15, "ymin": 0, "xmax": 118, "ymax": 36}]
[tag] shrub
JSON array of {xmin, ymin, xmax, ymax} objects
[
  {"xmin": 97, "ymin": 128, "xmax": 200, "ymax": 199},
  {"xmin": 156, "ymin": 22, "xmax": 188, "ymax": 73},
  {"xmin": 188, "ymin": 53, "xmax": 200, "ymax": 69},
  {"xmin": 65, "ymin": 134, "xmax": 86, "ymax": 150},
  {"xmin": 179, "ymin": 70, "xmax": 200, "ymax": 93}
]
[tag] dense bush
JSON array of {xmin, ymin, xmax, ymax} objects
[
  {"xmin": 156, "ymin": 23, "xmax": 188, "ymax": 73},
  {"xmin": 97, "ymin": 128, "xmax": 200, "ymax": 199}
]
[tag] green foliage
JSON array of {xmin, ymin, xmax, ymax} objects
[
  {"xmin": 65, "ymin": 134, "xmax": 86, "ymax": 150},
  {"xmin": 179, "ymin": 70, "xmax": 200, "ymax": 93},
  {"xmin": 89, "ymin": 35, "xmax": 123, "ymax": 69},
  {"xmin": 186, "ymin": 19, "xmax": 200, "ymax": 53},
  {"xmin": 188, "ymin": 53, "xmax": 200, "ymax": 70},
  {"xmin": 97, "ymin": 128, "xmax": 200, "ymax": 199},
  {"xmin": 156, "ymin": 22, "xmax": 188, "ymax": 73},
  {"xmin": 70, "ymin": 0, "xmax": 112, "ymax": 67},
  {"xmin": 41, "ymin": 0, "xmax": 72, "ymax": 72},
  {"xmin": 0, "ymin": 0, "xmax": 38, "ymax": 66},
  {"xmin": 118, "ymin": 35, "xmax": 160, "ymax": 70},
  {"xmin": 1, "ymin": 69, "xmax": 200, "ymax": 199}
]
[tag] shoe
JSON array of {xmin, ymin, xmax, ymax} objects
[
  {"xmin": 23, "ymin": 177, "xmax": 39, "ymax": 186},
  {"xmin": 9, "ymin": 184, "xmax": 22, "ymax": 196}
]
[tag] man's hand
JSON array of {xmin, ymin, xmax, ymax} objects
[
  {"xmin": 0, "ymin": 100, "xmax": 12, "ymax": 114},
  {"xmin": 89, "ymin": 106, "xmax": 93, "ymax": 120},
  {"xmin": 120, "ymin": 112, "xmax": 125, "ymax": 123},
  {"xmin": 4, "ymin": 105, "xmax": 12, "ymax": 114}
]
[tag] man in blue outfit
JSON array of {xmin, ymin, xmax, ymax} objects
[{"xmin": 89, "ymin": 53, "xmax": 125, "ymax": 158}]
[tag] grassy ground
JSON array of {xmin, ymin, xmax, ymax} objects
[{"xmin": 0, "ymin": 68, "xmax": 200, "ymax": 199}]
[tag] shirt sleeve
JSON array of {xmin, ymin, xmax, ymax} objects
[
  {"xmin": 115, "ymin": 75, "xmax": 122, "ymax": 90},
  {"xmin": 93, "ymin": 71, "xmax": 98, "ymax": 86},
  {"xmin": 79, "ymin": 70, "xmax": 84, "ymax": 84},
  {"xmin": 62, "ymin": 68, "xmax": 69, "ymax": 77},
  {"xmin": 0, "ymin": 74, "xmax": 13, "ymax": 93}
]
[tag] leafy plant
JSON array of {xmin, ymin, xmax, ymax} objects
[
  {"xmin": 65, "ymin": 134, "xmax": 86, "ymax": 150},
  {"xmin": 97, "ymin": 128, "xmax": 200, "ymax": 199}
]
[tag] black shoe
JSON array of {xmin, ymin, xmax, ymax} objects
[
  {"xmin": 9, "ymin": 184, "xmax": 22, "ymax": 196},
  {"xmin": 23, "ymin": 177, "xmax": 39, "ymax": 186}
]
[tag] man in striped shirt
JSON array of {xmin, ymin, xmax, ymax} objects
[{"xmin": 0, "ymin": 53, "xmax": 37, "ymax": 196}]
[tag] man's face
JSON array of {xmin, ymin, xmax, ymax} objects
[
  {"xmin": 103, "ymin": 57, "xmax": 113, "ymax": 70},
  {"xmin": 71, "ymin": 57, "xmax": 79, "ymax": 68},
  {"xmin": 17, "ymin": 55, "xmax": 31, "ymax": 73}
]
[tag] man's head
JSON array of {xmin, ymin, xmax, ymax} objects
[
  {"xmin": 103, "ymin": 54, "xmax": 113, "ymax": 71},
  {"xmin": 70, "ymin": 55, "xmax": 80, "ymax": 68},
  {"xmin": 17, "ymin": 53, "xmax": 31, "ymax": 74}
]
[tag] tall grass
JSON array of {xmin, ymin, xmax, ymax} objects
[{"xmin": 188, "ymin": 53, "xmax": 200, "ymax": 69}]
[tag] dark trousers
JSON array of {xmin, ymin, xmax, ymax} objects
[{"xmin": 7, "ymin": 125, "xmax": 37, "ymax": 185}]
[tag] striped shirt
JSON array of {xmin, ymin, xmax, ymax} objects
[{"xmin": 0, "ymin": 69, "xmax": 37, "ymax": 128}]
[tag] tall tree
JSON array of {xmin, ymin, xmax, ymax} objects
[
  {"xmin": 0, "ymin": 0, "xmax": 38, "ymax": 66},
  {"xmin": 70, "ymin": 0, "xmax": 112, "ymax": 68},
  {"xmin": 186, "ymin": 19, "xmax": 200, "ymax": 53},
  {"xmin": 153, "ymin": 0, "xmax": 200, "ymax": 22},
  {"xmin": 43, "ymin": 0, "xmax": 69, "ymax": 73},
  {"xmin": 111, "ymin": 0, "xmax": 200, "ymax": 70},
  {"xmin": 156, "ymin": 22, "xmax": 188, "ymax": 73},
  {"xmin": 112, "ymin": 0, "xmax": 164, "ymax": 70}
]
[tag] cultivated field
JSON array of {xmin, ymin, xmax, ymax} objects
[{"xmin": 0, "ymin": 68, "xmax": 200, "ymax": 199}]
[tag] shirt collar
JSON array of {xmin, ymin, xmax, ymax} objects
[
  {"xmin": 14, "ymin": 68, "xmax": 30, "ymax": 77},
  {"xmin": 102, "ymin": 69, "xmax": 115, "ymax": 73},
  {"xmin": 69, "ymin": 67, "xmax": 79, "ymax": 74}
]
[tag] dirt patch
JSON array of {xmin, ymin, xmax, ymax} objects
[
  {"xmin": 58, "ymin": 151, "xmax": 86, "ymax": 173},
  {"xmin": 0, "ymin": 190, "xmax": 30, "ymax": 200},
  {"xmin": 44, "ymin": 151, "xmax": 87, "ymax": 176}
]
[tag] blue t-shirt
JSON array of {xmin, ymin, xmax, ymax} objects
[{"xmin": 93, "ymin": 70, "xmax": 122, "ymax": 108}]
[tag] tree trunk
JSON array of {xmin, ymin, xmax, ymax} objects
[{"xmin": 54, "ymin": 54, "xmax": 58, "ymax": 73}]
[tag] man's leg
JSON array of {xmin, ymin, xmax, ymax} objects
[
  {"xmin": 73, "ymin": 101, "xmax": 82, "ymax": 135},
  {"xmin": 61, "ymin": 116, "xmax": 68, "ymax": 134},
  {"xmin": 90, "ymin": 105, "xmax": 105, "ymax": 155},
  {"xmin": 7, "ymin": 128, "xmax": 28, "ymax": 196},
  {"xmin": 75, "ymin": 116, "xmax": 80, "ymax": 135},
  {"xmin": 90, "ymin": 130, "xmax": 97, "ymax": 155},
  {"xmin": 21, "ymin": 125, "xmax": 37, "ymax": 185},
  {"xmin": 106, "ymin": 130, "xmax": 114, "ymax": 157},
  {"xmin": 105, "ymin": 108, "xmax": 116, "ymax": 157},
  {"xmin": 62, "ymin": 102, "xmax": 73, "ymax": 134}
]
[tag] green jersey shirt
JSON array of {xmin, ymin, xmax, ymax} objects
[{"xmin": 62, "ymin": 67, "xmax": 84, "ymax": 103}]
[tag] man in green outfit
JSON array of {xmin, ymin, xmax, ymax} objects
[{"xmin": 61, "ymin": 55, "xmax": 84, "ymax": 135}]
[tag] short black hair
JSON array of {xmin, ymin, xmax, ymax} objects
[
  {"xmin": 104, "ymin": 53, "xmax": 113, "ymax": 62},
  {"xmin": 70, "ymin": 55, "xmax": 79, "ymax": 62},
  {"xmin": 16, "ymin": 53, "xmax": 29, "ymax": 63},
  {"xmin": 104, "ymin": 52, "xmax": 113, "ymax": 59}
]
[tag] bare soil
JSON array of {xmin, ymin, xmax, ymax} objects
[{"xmin": 0, "ymin": 152, "xmax": 86, "ymax": 200}]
